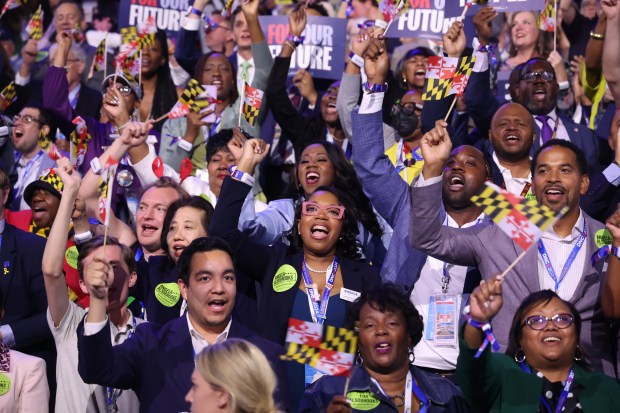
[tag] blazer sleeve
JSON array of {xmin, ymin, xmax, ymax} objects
[
  {"xmin": 9, "ymin": 234, "xmax": 51, "ymax": 348},
  {"xmin": 77, "ymin": 320, "xmax": 145, "ymax": 391},
  {"xmin": 208, "ymin": 177, "xmax": 275, "ymax": 282},
  {"xmin": 42, "ymin": 66, "xmax": 76, "ymax": 122},
  {"xmin": 238, "ymin": 198, "xmax": 295, "ymax": 245},
  {"xmin": 581, "ymin": 167, "xmax": 619, "ymax": 221},
  {"xmin": 174, "ymin": 27, "xmax": 201, "ymax": 76},
  {"xmin": 19, "ymin": 355, "xmax": 50, "ymax": 413},
  {"xmin": 243, "ymin": 40, "xmax": 274, "ymax": 138},
  {"xmin": 336, "ymin": 72, "xmax": 361, "ymax": 141},
  {"xmin": 351, "ymin": 109, "xmax": 410, "ymax": 226},
  {"xmin": 462, "ymin": 64, "xmax": 499, "ymax": 138},
  {"xmin": 408, "ymin": 180, "xmax": 487, "ymax": 267}
]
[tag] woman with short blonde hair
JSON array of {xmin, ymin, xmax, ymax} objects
[{"xmin": 186, "ymin": 339, "xmax": 279, "ymax": 413}]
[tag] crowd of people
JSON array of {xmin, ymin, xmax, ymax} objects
[{"xmin": 1, "ymin": 0, "xmax": 620, "ymax": 412}]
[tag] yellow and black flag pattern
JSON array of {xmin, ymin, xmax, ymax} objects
[
  {"xmin": 26, "ymin": 5, "xmax": 44, "ymax": 41},
  {"xmin": 0, "ymin": 81, "xmax": 16, "ymax": 111},
  {"xmin": 242, "ymin": 82, "xmax": 264, "ymax": 126}
]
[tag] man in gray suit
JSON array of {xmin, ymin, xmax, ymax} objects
[{"xmin": 410, "ymin": 121, "xmax": 620, "ymax": 377}]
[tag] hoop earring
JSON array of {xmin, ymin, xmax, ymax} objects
[
  {"xmin": 408, "ymin": 347, "xmax": 415, "ymax": 364},
  {"xmin": 355, "ymin": 352, "xmax": 364, "ymax": 366},
  {"xmin": 514, "ymin": 348, "xmax": 526, "ymax": 363},
  {"xmin": 574, "ymin": 346, "xmax": 584, "ymax": 361}
]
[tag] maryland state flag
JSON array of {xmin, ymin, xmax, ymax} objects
[
  {"xmin": 168, "ymin": 101, "xmax": 191, "ymax": 119},
  {"xmin": 471, "ymin": 182, "xmax": 566, "ymax": 251},
  {"xmin": 0, "ymin": 0, "xmax": 25, "ymax": 20},
  {"xmin": 69, "ymin": 116, "xmax": 92, "ymax": 168},
  {"xmin": 539, "ymin": 0, "xmax": 556, "ymax": 33},
  {"xmin": 26, "ymin": 5, "xmax": 44, "ymax": 41},
  {"xmin": 0, "ymin": 81, "xmax": 16, "ymax": 111},
  {"xmin": 121, "ymin": 52, "xmax": 141, "ymax": 80},
  {"xmin": 179, "ymin": 79, "xmax": 216, "ymax": 112},
  {"xmin": 379, "ymin": 0, "xmax": 399, "ymax": 26},
  {"xmin": 281, "ymin": 318, "xmax": 357, "ymax": 376},
  {"xmin": 88, "ymin": 38, "xmax": 107, "ymax": 80},
  {"xmin": 242, "ymin": 83, "xmax": 264, "ymax": 126},
  {"xmin": 423, "ymin": 56, "xmax": 476, "ymax": 100},
  {"xmin": 98, "ymin": 159, "xmax": 119, "ymax": 226},
  {"xmin": 137, "ymin": 16, "xmax": 157, "ymax": 48}
]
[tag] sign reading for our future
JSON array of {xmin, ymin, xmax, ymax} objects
[
  {"xmin": 118, "ymin": 0, "xmax": 190, "ymax": 32},
  {"xmin": 385, "ymin": 0, "xmax": 459, "ymax": 40},
  {"xmin": 260, "ymin": 16, "xmax": 346, "ymax": 80},
  {"xmin": 444, "ymin": 0, "xmax": 545, "ymax": 18}
]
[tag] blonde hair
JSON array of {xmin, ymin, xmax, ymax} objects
[{"xmin": 195, "ymin": 339, "xmax": 278, "ymax": 413}]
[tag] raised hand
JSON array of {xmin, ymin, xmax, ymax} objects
[
  {"xmin": 21, "ymin": 39, "xmax": 38, "ymax": 67},
  {"xmin": 420, "ymin": 120, "xmax": 453, "ymax": 178},
  {"xmin": 469, "ymin": 276, "xmax": 503, "ymax": 324},
  {"xmin": 119, "ymin": 121, "xmax": 152, "ymax": 148},
  {"xmin": 351, "ymin": 32, "xmax": 371, "ymax": 57},
  {"xmin": 473, "ymin": 6, "xmax": 498, "ymax": 46},
  {"xmin": 548, "ymin": 50, "xmax": 568, "ymax": 83},
  {"xmin": 102, "ymin": 85, "xmax": 129, "ymax": 123},
  {"xmin": 443, "ymin": 21, "xmax": 466, "ymax": 57},
  {"xmin": 84, "ymin": 256, "xmax": 114, "ymax": 300},
  {"xmin": 293, "ymin": 69, "xmax": 317, "ymax": 104},
  {"xmin": 602, "ymin": 0, "xmax": 620, "ymax": 20},
  {"xmin": 236, "ymin": 138, "xmax": 270, "ymax": 175},
  {"xmin": 228, "ymin": 128, "xmax": 247, "ymax": 163},
  {"xmin": 241, "ymin": 0, "xmax": 260, "ymax": 18},
  {"xmin": 363, "ymin": 35, "xmax": 389, "ymax": 85},
  {"xmin": 289, "ymin": 7, "xmax": 307, "ymax": 37},
  {"xmin": 55, "ymin": 157, "xmax": 81, "ymax": 194}
]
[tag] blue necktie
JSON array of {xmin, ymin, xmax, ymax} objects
[{"xmin": 536, "ymin": 115, "xmax": 553, "ymax": 143}]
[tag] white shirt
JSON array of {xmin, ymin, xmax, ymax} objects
[
  {"xmin": 187, "ymin": 313, "xmax": 231, "ymax": 358},
  {"xmin": 14, "ymin": 150, "xmax": 45, "ymax": 210},
  {"xmin": 534, "ymin": 109, "xmax": 570, "ymax": 144},
  {"xmin": 492, "ymin": 152, "xmax": 532, "ymax": 196},
  {"xmin": 236, "ymin": 55, "xmax": 255, "ymax": 96},
  {"xmin": 537, "ymin": 210, "xmax": 587, "ymax": 301},
  {"xmin": 411, "ymin": 212, "xmax": 485, "ymax": 370}
]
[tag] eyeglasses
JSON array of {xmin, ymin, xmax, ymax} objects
[
  {"xmin": 204, "ymin": 17, "xmax": 231, "ymax": 33},
  {"xmin": 524, "ymin": 314, "xmax": 574, "ymax": 330},
  {"xmin": 301, "ymin": 201, "xmax": 346, "ymax": 220},
  {"xmin": 104, "ymin": 83, "xmax": 133, "ymax": 96},
  {"xmin": 520, "ymin": 71, "xmax": 555, "ymax": 83},
  {"xmin": 13, "ymin": 114, "xmax": 40, "ymax": 124}
]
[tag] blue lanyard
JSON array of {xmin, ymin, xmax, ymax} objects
[
  {"xmin": 371, "ymin": 371, "xmax": 421, "ymax": 413},
  {"xmin": 15, "ymin": 150, "xmax": 44, "ymax": 198},
  {"xmin": 134, "ymin": 248, "xmax": 143, "ymax": 263},
  {"xmin": 301, "ymin": 257, "xmax": 338, "ymax": 325},
  {"xmin": 519, "ymin": 362, "xmax": 575, "ymax": 413},
  {"xmin": 410, "ymin": 146, "xmax": 423, "ymax": 161},
  {"xmin": 537, "ymin": 222, "xmax": 586, "ymax": 292}
]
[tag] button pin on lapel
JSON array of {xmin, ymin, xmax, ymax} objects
[{"xmin": 3, "ymin": 261, "xmax": 9, "ymax": 276}]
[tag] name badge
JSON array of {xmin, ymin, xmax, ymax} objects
[
  {"xmin": 425, "ymin": 293, "xmax": 458, "ymax": 348},
  {"xmin": 340, "ymin": 288, "xmax": 361, "ymax": 303}
]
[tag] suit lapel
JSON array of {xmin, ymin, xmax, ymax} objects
[
  {"xmin": 569, "ymin": 216, "xmax": 602, "ymax": 304},
  {"xmin": 0, "ymin": 225, "xmax": 17, "ymax": 307},
  {"xmin": 162, "ymin": 317, "xmax": 195, "ymax": 393}
]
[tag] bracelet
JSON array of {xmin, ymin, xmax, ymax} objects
[
  {"xmin": 115, "ymin": 120, "xmax": 130, "ymax": 133},
  {"xmin": 231, "ymin": 169, "xmax": 255, "ymax": 187},
  {"xmin": 51, "ymin": 64, "xmax": 68, "ymax": 72},
  {"xmin": 363, "ymin": 81, "xmax": 388, "ymax": 93},
  {"xmin": 463, "ymin": 305, "xmax": 500, "ymax": 358},
  {"xmin": 286, "ymin": 34, "xmax": 305, "ymax": 47},
  {"xmin": 189, "ymin": 6, "xmax": 202, "ymax": 17},
  {"xmin": 348, "ymin": 52, "xmax": 364, "ymax": 68},
  {"xmin": 612, "ymin": 245, "xmax": 620, "ymax": 259},
  {"xmin": 589, "ymin": 31, "xmax": 605, "ymax": 40},
  {"xmin": 177, "ymin": 138, "xmax": 193, "ymax": 152},
  {"xmin": 74, "ymin": 230, "xmax": 94, "ymax": 245},
  {"xmin": 90, "ymin": 157, "xmax": 102, "ymax": 174},
  {"xmin": 283, "ymin": 40, "xmax": 298, "ymax": 50}
]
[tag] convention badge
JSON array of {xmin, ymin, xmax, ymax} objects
[
  {"xmin": 424, "ymin": 295, "xmax": 436, "ymax": 341},
  {"xmin": 154, "ymin": 282, "xmax": 181, "ymax": 307},
  {"xmin": 340, "ymin": 287, "xmax": 361, "ymax": 303},
  {"xmin": 65, "ymin": 246, "xmax": 79, "ymax": 269},
  {"xmin": 432, "ymin": 294, "xmax": 458, "ymax": 348},
  {"xmin": 346, "ymin": 391, "xmax": 381, "ymax": 410},
  {"xmin": 595, "ymin": 229, "xmax": 613, "ymax": 249},
  {"xmin": 0, "ymin": 373, "xmax": 10, "ymax": 396},
  {"xmin": 273, "ymin": 264, "xmax": 297, "ymax": 292}
]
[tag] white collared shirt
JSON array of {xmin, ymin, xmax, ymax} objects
[
  {"xmin": 492, "ymin": 152, "xmax": 532, "ymax": 196},
  {"xmin": 534, "ymin": 109, "xmax": 569, "ymax": 144},
  {"xmin": 537, "ymin": 210, "xmax": 587, "ymax": 301},
  {"xmin": 186, "ymin": 313, "xmax": 231, "ymax": 358}
]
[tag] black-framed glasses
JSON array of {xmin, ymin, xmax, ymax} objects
[
  {"xmin": 524, "ymin": 314, "xmax": 574, "ymax": 330},
  {"xmin": 392, "ymin": 101, "xmax": 423, "ymax": 117},
  {"xmin": 520, "ymin": 71, "xmax": 555, "ymax": 83},
  {"xmin": 13, "ymin": 114, "xmax": 40, "ymax": 124}
]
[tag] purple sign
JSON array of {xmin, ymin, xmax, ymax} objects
[{"xmin": 444, "ymin": 0, "xmax": 546, "ymax": 18}]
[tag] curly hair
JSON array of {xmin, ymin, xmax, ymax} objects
[
  {"xmin": 506, "ymin": 290, "xmax": 589, "ymax": 369},
  {"xmin": 287, "ymin": 185, "xmax": 362, "ymax": 261},
  {"xmin": 289, "ymin": 141, "xmax": 383, "ymax": 238},
  {"xmin": 160, "ymin": 196, "xmax": 215, "ymax": 259},
  {"xmin": 347, "ymin": 283, "xmax": 424, "ymax": 348},
  {"xmin": 194, "ymin": 51, "xmax": 239, "ymax": 105}
]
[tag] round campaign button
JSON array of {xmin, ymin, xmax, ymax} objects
[
  {"xmin": 0, "ymin": 373, "xmax": 11, "ymax": 396},
  {"xmin": 65, "ymin": 246, "xmax": 79, "ymax": 269},
  {"xmin": 272, "ymin": 264, "xmax": 298, "ymax": 292},
  {"xmin": 116, "ymin": 169, "xmax": 134, "ymax": 188},
  {"xmin": 347, "ymin": 391, "xmax": 380, "ymax": 410},
  {"xmin": 595, "ymin": 229, "xmax": 613, "ymax": 249},
  {"xmin": 155, "ymin": 282, "xmax": 181, "ymax": 307}
]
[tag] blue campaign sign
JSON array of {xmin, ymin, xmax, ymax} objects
[
  {"xmin": 444, "ymin": 0, "xmax": 545, "ymax": 18},
  {"xmin": 259, "ymin": 16, "xmax": 347, "ymax": 80},
  {"xmin": 385, "ymin": 4, "xmax": 475, "ymax": 42},
  {"xmin": 118, "ymin": 0, "xmax": 190, "ymax": 32}
]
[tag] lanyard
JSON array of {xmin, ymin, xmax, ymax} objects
[
  {"xmin": 537, "ymin": 222, "xmax": 587, "ymax": 292},
  {"xmin": 441, "ymin": 262, "xmax": 453, "ymax": 294},
  {"xmin": 371, "ymin": 371, "xmax": 421, "ymax": 413},
  {"xmin": 134, "ymin": 248, "xmax": 143, "ymax": 263},
  {"xmin": 107, "ymin": 316, "xmax": 137, "ymax": 412},
  {"xmin": 301, "ymin": 257, "xmax": 338, "ymax": 325},
  {"xmin": 519, "ymin": 362, "xmax": 574, "ymax": 413},
  {"xmin": 14, "ymin": 150, "xmax": 44, "ymax": 198}
]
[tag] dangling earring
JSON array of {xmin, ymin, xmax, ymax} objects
[
  {"xmin": 574, "ymin": 346, "xmax": 584, "ymax": 361},
  {"xmin": 355, "ymin": 352, "xmax": 364, "ymax": 366},
  {"xmin": 408, "ymin": 347, "xmax": 415, "ymax": 364},
  {"xmin": 514, "ymin": 348, "xmax": 526, "ymax": 363}
]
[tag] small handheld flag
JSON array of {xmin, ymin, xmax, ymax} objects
[
  {"xmin": 242, "ymin": 83, "xmax": 264, "ymax": 127},
  {"xmin": 26, "ymin": 5, "xmax": 44, "ymax": 41},
  {"xmin": 538, "ymin": 0, "xmax": 556, "ymax": 33},
  {"xmin": 0, "ymin": 81, "xmax": 16, "ymax": 111},
  {"xmin": 88, "ymin": 37, "xmax": 107, "ymax": 80}
]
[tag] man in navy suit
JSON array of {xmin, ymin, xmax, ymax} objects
[{"xmin": 77, "ymin": 236, "xmax": 287, "ymax": 413}]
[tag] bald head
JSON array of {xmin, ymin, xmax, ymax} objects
[{"xmin": 490, "ymin": 103, "xmax": 535, "ymax": 162}]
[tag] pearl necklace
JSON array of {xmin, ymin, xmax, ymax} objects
[{"xmin": 304, "ymin": 258, "xmax": 335, "ymax": 274}]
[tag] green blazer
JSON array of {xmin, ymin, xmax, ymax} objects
[{"xmin": 456, "ymin": 335, "xmax": 620, "ymax": 412}]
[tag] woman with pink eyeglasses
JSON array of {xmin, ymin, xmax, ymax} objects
[{"xmin": 209, "ymin": 138, "xmax": 380, "ymax": 411}]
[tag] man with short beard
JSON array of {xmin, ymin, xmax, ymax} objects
[{"xmin": 517, "ymin": 58, "xmax": 599, "ymax": 164}]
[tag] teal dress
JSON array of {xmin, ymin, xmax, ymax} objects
[{"xmin": 286, "ymin": 288, "xmax": 347, "ymax": 411}]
